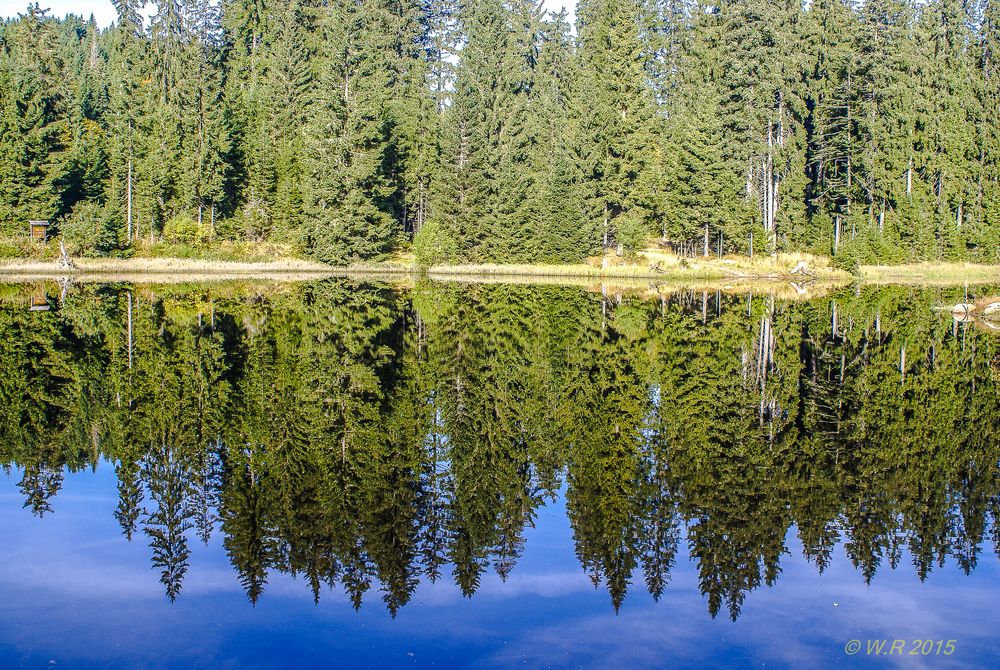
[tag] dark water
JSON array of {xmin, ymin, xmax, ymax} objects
[{"xmin": 1, "ymin": 279, "xmax": 999, "ymax": 669}]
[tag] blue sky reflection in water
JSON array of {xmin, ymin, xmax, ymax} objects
[
  {"xmin": 1, "ymin": 280, "xmax": 999, "ymax": 669},
  {"xmin": 2, "ymin": 465, "xmax": 998, "ymax": 669}
]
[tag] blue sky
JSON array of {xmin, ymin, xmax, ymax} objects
[{"xmin": 0, "ymin": 1, "xmax": 576, "ymax": 27}]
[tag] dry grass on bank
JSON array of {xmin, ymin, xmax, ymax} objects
[
  {"xmin": 428, "ymin": 251, "xmax": 849, "ymax": 282},
  {"xmin": 0, "ymin": 256, "xmax": 334, "ymax": 276},
  {"xmin": 0, "ymin": 248, "xmax": 849, "ymax": 283},
  {"xmin": 6, "ymin": 249, "xmax": 1000, "ymax": 290}
]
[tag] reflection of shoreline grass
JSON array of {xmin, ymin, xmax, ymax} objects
[
  {"xmin": 859, "ymin": 263, "xmax": 1000, "ymax": 284},
  {"xmin": 420, "ymin": 275, "xmax": 847, "ymax": 301}
]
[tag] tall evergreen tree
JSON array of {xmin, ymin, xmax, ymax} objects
[
  {"xmin": 575, "ymin": 0, "xmax": 659, "ymax": 252},
  {"xmin": 1, "ymin": 0, "xmax": 998, "ymax": 264},
  {"xmin": 0, "ymin": 6, "xmax": 70, "ymax": 230}
]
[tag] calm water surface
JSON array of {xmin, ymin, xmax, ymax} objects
[{"xmin": 1, "ymin": 279, "xmax": 999, "ymax": 669}]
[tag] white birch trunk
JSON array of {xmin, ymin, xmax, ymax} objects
[
  {"xmin": 603, "ymin": 204, "xmax": 609, "ymax": 247},
  {"xmin": 126, "ymin": 156, "xmax": 133, "ymax": 243}
]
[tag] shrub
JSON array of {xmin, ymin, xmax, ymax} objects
[
  {"xmin": 231, "ymin": 199, "xmax": 271, "ymax": 242},
  {"xmin": 413, "ymin": 220, "xmax": 458, "ymax": 269},
  {"xmin": 614, "ymin": 210, "xmax": 650, "ymax": 255},
  {"xmin": 0, "ymin": 239, "xmax": 21, "ymax": 259},
  {"xmin": 60, "ymin": 201, "xmax": 124, "ymax": 256},
  {"xmin": 164, "ymin": 212, "xmax": 213, "ymax": 245}
]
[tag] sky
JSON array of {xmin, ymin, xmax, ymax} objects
[{"xmin": 0, "ymin": 0, "xmax": 576, "ymax": 28}]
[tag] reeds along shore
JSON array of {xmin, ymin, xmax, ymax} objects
[
  {"xmin": 0, "ymin": 251, "xmax": 846, "ymax": 280},
  {"xmin": 4, "ymin": 253, "xmax": 1000, "ymax": 287}
]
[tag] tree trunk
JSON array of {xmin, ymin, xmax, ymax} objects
[
  {"xmin": 603, "ymin": 203, "xmax": 609, "ymax": 247},
  {"xmin": 126, "ymin": 155, "xmax": 133, "ymax": 243}
]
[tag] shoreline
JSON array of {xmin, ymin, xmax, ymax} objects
[{"xmin": 2, "ymin": 256, "xmax": 999, "ymax": 286}]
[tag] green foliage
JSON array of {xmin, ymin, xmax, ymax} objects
[
  {"xmin": 614, "ymin": 210, "xmax": 649, "ymax": 255},
  {"xmin": 163, "ymin": 212, "xmax": 213, "ymax": 246},
  {"xmin": 59, "ymin": 200, "xmax": 122, "ymax": 256},
  {"xmin": 0, "ymin": 0, "xmax": 998, "ymax": 265},
  {"xmin": 412, "ymin": 220, "xmax": 458, "ymax": 268},
  {"xmin": 1, "ymin": 281, "xmax": 998, "ymax": 615}
]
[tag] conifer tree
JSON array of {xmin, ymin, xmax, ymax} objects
[
  {"xmin": 178, "ymin": 0, "xmax": 230, "ymax": 229},
  {"xmin": 925, "ymin": 0, "xmax": 979, "ymax": 257},
  {"xmin": 853, "ymin": 0, "xmax": 913, "ymax": 253},
  {"xmin": 304, "ymin": 0, "xmax": 400, "ymax": 262},
  {"xmin": 805, "ymin": 0, "xmax": 861, "ymax": 255},
  {"xmin": 978, "ymin": 0, "xmax": 1000, "ymax": 257},
  {"xmin": 0, "ymin": 0, "xmax": 998, "ymax": 264},
  {"xmin": 436, "ymin": 0, "xmax": 511, "ymax": 258},
  {"xmin": 533, "ymin": 10, "xmax": 592, "ymax": 262},
  {"xmin": 575, "ymin": 0, "xmax": 659, "ymax": 252},
  {"xmin": 658, "ymin": 3, "xmax": 732, "ymax": 251},
  {"xmin": 0, "ymin": 6, "xmax": 69, "ymax": 230}
]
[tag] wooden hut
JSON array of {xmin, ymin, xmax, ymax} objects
[
  {"xmin": 29, "ymin": 294, "xmax": 50, "ymax": 312},
  {"xmin": 28, "ymin": 220, "xmax": 50, "ymax": 241}
]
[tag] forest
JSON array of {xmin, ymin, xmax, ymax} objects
[
  {"xmin": 2, "ymin": 279, "xmax": 999, "ymax": 618},
  {"xmin": 2, "ymin": 0, "xmax": 1000, "ymax": 266}
]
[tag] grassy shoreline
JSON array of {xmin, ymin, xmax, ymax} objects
[
  {"xmin": 0, "ymin": 251, "xmax": 848, "ymax": 280},
  {"xmin": 2, "ymin": 254, "xmax": 999, "ymax": 286},
  {"xmin": 0, "ymin": 257, "xmax": 335, "ymax": 275}
]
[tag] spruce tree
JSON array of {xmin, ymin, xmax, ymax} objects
[
  {"xmin": 804, "ymin": 0, "xmax": 861, "ymax": 256},
  {"xmin": 0, "ymin": 6, "xmax": 69, "ymax": 230},
  {"xmin": 303, "ymin": 0, "xmax": 402, "ymax": 262},
  {"xmin": 978, "ymin": 0, "xmax": 1000, "ymax": 258},
  {"xmin": 436, "ymin": 0, "xmax": 511, "ymax": 259},
  {"xmin": 912, "ymin": 0, "xmax": 978, "ymax": 258},
  {"xmin": 533, "ymin": 10, "xmax": 592, "ymax": 262},
  {"xmin": 178, "ymin": 0, "xmax": 230, "ymax": 230},
  {"xmin": 852, "ymin": 0, "xmax": 914, "ymax": 258},
  {"xmin": 658, "ymin": 3, "xmax": 733, "ymax": 252},
  {"xmin": 575, "ymin": 0, "xmax": 659, "ymax": 253}
]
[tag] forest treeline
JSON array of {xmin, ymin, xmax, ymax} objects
[
  {"xmin": 2, "ymin": 0, "xmax": 1000, "ymax": 265},
  {"xmin": 2, "ymin": 280, "xmax": 998, "ymax": 617}
]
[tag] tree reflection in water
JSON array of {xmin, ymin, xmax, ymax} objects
[{"xmin": 1, "ymin": 280, "xmax": 998, "ymax": 620}]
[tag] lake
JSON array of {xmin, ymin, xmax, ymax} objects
[{"xmin": 1, "ymin": 278, "xmax": 998, "ymax": 669}]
